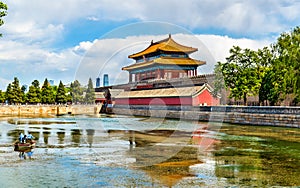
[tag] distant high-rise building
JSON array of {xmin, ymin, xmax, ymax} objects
[
  {"xmin": 49, "ymin": 80, "xmax": 54, "ymax": 86},
  {"xmin": 96, "ymin": 77, "xmax": 100, "ymax": 88},
  {"xmin": 103, "ymin": 74, "xmax": 109, "ymax": 86}
]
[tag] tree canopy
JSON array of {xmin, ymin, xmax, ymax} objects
[
  {"xmin": 0, "ymin": 1, "xmax": 7, "ymax": 37},
  {"xmin": 26, "ymin": 80, "xmax": 41, "ymax": 104},
  {"xmin": 70, "ymin": 80, "xmax": 84, "ymax": 104},
  {"xmin": 41, "ymin": 78, "xmax": 55, "ymax": 104},
  {"xmin": 215, "ymin": 26, "xmax": 300, "ymax": 106},
  {"xmin": 84, "ymin": 78, "xmax": 95, "ymax": 104},
  {"xmin": 56, "ymin": 81, "xmax": 67, "ymax": 104}
]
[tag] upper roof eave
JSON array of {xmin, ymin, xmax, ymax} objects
[{"xmin": 128, "ymin": 35, "xmax": 198, "ymax": 59}]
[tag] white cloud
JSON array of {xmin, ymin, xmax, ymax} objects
[
  {"xmin": 0, "ymin": 0, "xmax": 297, "ymax": 90},
  {"xmin": 3, "ymin": 0, "xmax": 300, "ymax": 41},
  {"xmin": 0, "ymin": 39, "xmax": 81, "ymax": 89}
]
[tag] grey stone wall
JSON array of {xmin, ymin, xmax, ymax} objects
[{"xmin": 113, "ymin": 105, "xmax": 300, "ymax": 128}]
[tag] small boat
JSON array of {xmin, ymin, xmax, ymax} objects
[{"xmin": 14, "ymin": 141, "xmax": 35, "ymax": 152}]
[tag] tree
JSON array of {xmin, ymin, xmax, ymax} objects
[
  {"xmin": 21, "ymin": 85, "xmax": 27, "ymax": 104},
  {"xmin": 0, "ymin": 90, "xmax": 5, "ymax": 103},
  {"xmin": 5, "ymin": 83, "xmax": 12, "ymax": 104},
  {"xmin": 255, "ymin": 47, "xmax": 273, "ymax": 105},
  {"xmin": 70, "ymin": 80, "xmax": 84, "ymax": 104},
  {"xmin": 0, "ymin": 1, "xmax": 7, "ymax": 37},
  {"xmin": 65, "ymin": 86, "xmax": 72, "ymax": 104},
  {"xmin": 216, "ymin": 26, "xmax": 300, "ymax": 106},
  {"xmin": 84, "ymin": 78, "xmax": 95, "ymax": 104},
  {"xmin": 221, "ymin": 46, "xmax": 261, "ymax": 105},
  {"xmin": 26, "ymin": 80, "xmax": 41, "ymax": 104},
  {"xmin": 271, "ymin": 26, "xmax": 300, "ymax": 105},
  {"xmin": 213, "ymin": 62, "xmax": 226, "ymax": 103},
  {"xmin": 8, "ymin": 77, "xmax": 23, "ymax": 104},
  {"xmin": 56, "ymin": 80, "xmax": 67, "ymax": 104},
  {"xmin": 41, "ymin": 78, "xmax": 55, "ymax": 104}
]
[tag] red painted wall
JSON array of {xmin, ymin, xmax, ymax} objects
[
  {"xmin": 192, "ymin": 89, "xmax": 220, "ymax": 106},
  {"xmin": 115, "ymin": 97, "xmax": 192, "ymax": 105},
  {"xmin": 114, "ymin": 88, "xmax": 220, "ymax": 106}
]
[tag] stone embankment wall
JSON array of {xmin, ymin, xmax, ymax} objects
[
  {"xmin": 113, "ymin": 105, "xmax": 300, "ymax": 128},
  {"xmin": 0, "ymin": 105, "xmax": 102, "ymax": 116}
]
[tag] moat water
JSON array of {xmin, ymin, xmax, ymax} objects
[{"xmin": 0, "ymin": 114, "xmax": 299, "ymax": 187}]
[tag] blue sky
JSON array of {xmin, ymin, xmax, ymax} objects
[{"xmin": 0, "ymin": 0, "xmax": 300, "ymax": 90}]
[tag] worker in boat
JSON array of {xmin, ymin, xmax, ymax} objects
[
  {"xmin": 21, "ymin": 135, "xmax": 27, "ymax": 143},
  {"xmin": 19, "ymin": 132, "xmax": 24, "ymax": 142},
  {"xmin": 27, "ymin": 132, "xmax": 35, "ymax": 140}
]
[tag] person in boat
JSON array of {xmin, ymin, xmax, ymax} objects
[
  {"xmin": 21, "ymin": 135, "xmax": 27, "ymax": 143},
  {"xmin": 27, "ymin": 133, "xmax": 35, "ymax": 140},
  {"xmin": 19, "ymin": 132, "xmax": 24, "ymax": 142}
]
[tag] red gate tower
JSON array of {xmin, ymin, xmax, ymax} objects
[
  {"xmin": 116, "ymin": 35, "xmax": 220, "ymax": 106},
  {"xmin": 122, "ymin": 34, "xmax": 206, "ymax": 83}
]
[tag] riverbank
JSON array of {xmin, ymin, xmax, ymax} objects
[{"xmin": 113, "ymin": 105, "xmax": 300, "ymax": 128}]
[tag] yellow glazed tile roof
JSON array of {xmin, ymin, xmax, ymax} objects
[
  {"xmin": 128, "ymin": 36, "xmax": 197, "ymax": 58},
  {"xmin": 115, "ymin": 85, "xmax": 208, "ymax": 98},
  {"xmin": 122, "ymin": 57, "xmax": 206, "ymax": 71}
]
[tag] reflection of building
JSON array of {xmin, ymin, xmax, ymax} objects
[{"xmin": 123, "ymin": 130, "xmax": 201, "ymax": 187}]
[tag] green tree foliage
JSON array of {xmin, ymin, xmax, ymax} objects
[
  {"xmin": 0, "ymin": 90, "xmax": 5, "ymax": 103},
  {"xmin": 56, "ymin": 81, "xmax": 67, "ymax": 104},
  {"xmin": 7, "ymin": 77, "xmax": 23, "ymax": 104},
  {"xmin": 221, "ymin": 46, "xmax": 261, "ymax": 105},
  {"xmin": 65, "ymin": 87, "xmax": 72, "ymax": 103},
  {"xmin": 70, "ymin": 80, "xmax": 84, "ymax": 104},
  {"xmin": 21, "ymin": 85, "xmax": 27, "ymax": 103},
  {"xmin": 216, "ymin": 26, "xmax": 300, "ymax": 106},
  {"xmin": 5, "ymin": 84, "xmax": 12, "ymax": 104},
  {"xmin": 271, "ymin": 26, "xmax": 300, "ymax": 105},
  {"xmin": 84, "ymin": 78, "xmax": 95, "ymax": 104},
  {"xmin": 26, "ymin": 80, "xmax": 41, "ymax": 104},
  {"xmin": 212, "ymin": 62, "xmax": 225, "ymax": 97},
  {"xmin": 41, "ymin": 78, "xmax": 55, "ymax": 104},
  {"xmin": 0, "ymin": 1, "xmax": 7, "ymax": 37},
  {"xmin": 0, "ymin": 77, "xmax": 90, "ymax": 105}
]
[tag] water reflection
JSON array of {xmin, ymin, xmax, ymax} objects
[
  {"xmin": 214, "ymin": 124, "xmax": 300, "ymax": 187},
  {"xmin": 57, "ymin": 131, "xmax": 65, "ymax": 144},
  {"xmin": 71, "ymin": 129, "xmax": 82, "ymax": 146},
  {"xmin": 43, "ymin": 131, "xmax": 50, "ymax": 145},
  {"xmin": 86, "ymin": 129, "xmax": 95, "ymax": 148},
  {"xmin": 0, "ymin": 116, "xmax": 299, "ymax": 187}
]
